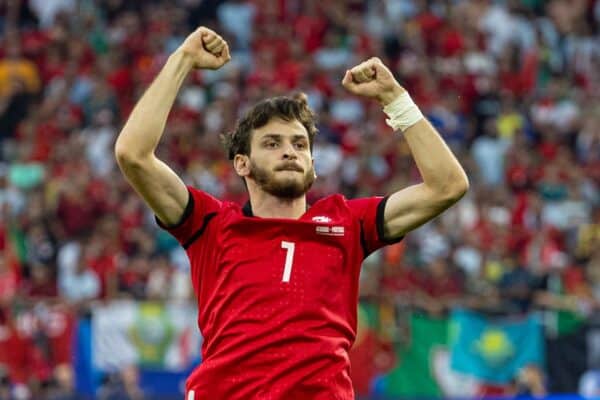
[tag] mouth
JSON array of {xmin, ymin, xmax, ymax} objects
[{"xmin": 276, "ymin": 164, "xmax": 304, "ymax": 173}]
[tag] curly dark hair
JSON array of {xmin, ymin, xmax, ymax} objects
[{"xmin": 222, "ymin": 93, "xmax": 318, "ymax": 160}]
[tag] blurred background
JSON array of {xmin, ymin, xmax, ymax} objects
[{"xmin": 0, "ymin": 0, "xmax": 599, "ymax": 399}]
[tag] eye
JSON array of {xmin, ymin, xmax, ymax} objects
[
  {"xmin": 294, "ymin": 141, "xmax": 307, "ymax": 150},
  {"xmin": 265, "ymin": 141, "xmax": 278, "ymax": 148}
]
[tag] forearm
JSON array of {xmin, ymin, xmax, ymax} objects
[
  {"xmin": 402, "ymin": 118, "xmax": 469, "ymax": 196},
  {"xmin": 115, "ymin": 50, "xmax": 194, "ymax": 159},
  {"xmin": 343, "ymin": 57, "xmax": 469, "ymax": 237}
]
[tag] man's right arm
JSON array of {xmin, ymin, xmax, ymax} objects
[{"xmin": 114, "ymin": 27, "xmax": 230, "ymax": 227}]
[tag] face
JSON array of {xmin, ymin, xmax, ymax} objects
[{"xmin": 236, "ymin": 118, "xmax": 315, "ymax": 199}]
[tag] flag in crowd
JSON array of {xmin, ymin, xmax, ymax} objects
[
  {"xmin": 449, "ymin": 309, "xmax": 544, "ymax": 384},
  {"xmin": 362, "ymin": 307, "xmax": 600, "ymax": 399},
  {"xmin": 91, "ymin": 301, "xmax": 201, "ymax": 372}
]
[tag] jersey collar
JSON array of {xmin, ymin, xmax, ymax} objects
[
  {"xmin": 242, "ymin": 201, "xmax": 310, "ymax": 218},
  {"xmin": 242, "ymin": 201, "xmax": 254, "ymax": 217}
]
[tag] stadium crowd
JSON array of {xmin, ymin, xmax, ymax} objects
[{"xmin": 0, "ymin": 0, "xmax": 598, "ymax": 398}]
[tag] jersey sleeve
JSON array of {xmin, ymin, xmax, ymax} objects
[
  {"xmin": 346, "ymin": 196, "xmax": 404, "ymax": 257},
  {"xmin": 155, "ymin": 186, "xmax": 222, "ymax": 248}
]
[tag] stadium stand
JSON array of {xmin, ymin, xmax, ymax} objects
[{"xmin": 0, "ymin": 0, "xmax": 598, "ymax": 398}]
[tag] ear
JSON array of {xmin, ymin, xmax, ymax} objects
[
  {"xmin": 234, "ymin": 154, "xmax": 250, "ymax": 177},
  {"xmin": 312, "ymin": 158, "xmax": 317, "ymax": 179}
]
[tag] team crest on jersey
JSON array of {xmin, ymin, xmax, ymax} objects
[
  {"xmin": 315, "ymin": 226, "xmax": 345, "ymax": 236},
  {"xmin": 312, "ymin": 216, "xmax": 332, "ymax": 223}
]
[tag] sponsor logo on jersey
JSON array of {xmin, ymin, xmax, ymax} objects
[
  {"xmin": 312, "ymin": 216, "xmax": 332, "ymax": 223},
  {"xmin": 315, "ymin": 226, "xmax": 345, "ymax": 236}
]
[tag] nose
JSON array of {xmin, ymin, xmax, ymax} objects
[{"xmin": 282, "ymin": 141, "xmax": 297, "ymax": 160}]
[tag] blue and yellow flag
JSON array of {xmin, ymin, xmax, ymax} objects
[{"xmin": 449, "ymin": 309, "xmax": 544, "ymax": 384}]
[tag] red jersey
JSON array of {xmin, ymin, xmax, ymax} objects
[{"xmin": 158, "ymin": 187, "xmax": 401, "ymax": 399}]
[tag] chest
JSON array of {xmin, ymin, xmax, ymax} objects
[{"xmin": 206, "ymin": 218, "xmax": 361, "ymax": 302}]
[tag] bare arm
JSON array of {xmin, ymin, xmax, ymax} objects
[
  {"xmin": 114, "ymin": 27, "xmax": 230, "ymax": 226},
  {"xmin": 114, "ymin": 51, "xmax": 192, "ymax": 226},
  {"xmin": 382, "ymin": 116, "xmax": 468, "ymax": 238},
  {"xmin": 342, "ymin": 58, "xmax": 469, "ymax": 239}
]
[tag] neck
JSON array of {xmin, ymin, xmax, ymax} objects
[{"xmin": 247, "ymin": 188, "xmax": 307, "ymax": 219}]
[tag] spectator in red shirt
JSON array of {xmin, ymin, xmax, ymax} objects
[{"xmin": 0, "ymin": 257, "xmax": 17, "ymax": 305}]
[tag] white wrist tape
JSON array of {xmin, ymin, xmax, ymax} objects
[{"xmin": 383, "ymin": 91, "xmax": 424, "ymax": 132}]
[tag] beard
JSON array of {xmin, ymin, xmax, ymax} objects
[{"xmin": 249, "ymin": 161, "xmax": 315, "ymax": 199}]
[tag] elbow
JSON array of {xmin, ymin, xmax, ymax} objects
[
  {"xmin": 114, "ymin": 135, "xmax": 128, "ymax": 161},
  {"xmin": 453, "ymin": 174, "xmax": 470, "ymax": 199},
  {"xmin": 438, "ymin": 174, "xmax": 469, "ymax": 203},
  {"xmin": 114, "ymin": 138, "xmax": 149, "ymax": 168},
  {"xmin": 114, "ymin": 142, "xmax": 133, "ymax": 169},
  {"xmin": 114, "ymin": 141, "xmax": 126, "ymax": 164}
]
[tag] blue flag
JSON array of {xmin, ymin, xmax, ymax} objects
[{"xmin": 449, "ymin": 309, "xmax": 544, "ymax": 384}]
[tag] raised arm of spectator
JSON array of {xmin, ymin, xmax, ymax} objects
[
  {"xmin": 342, "ymin": 57, "xmax": 469, "ymax": 239},
  {"xmin": 114, "ymin": 27, "xmax": 230, "ymax": 226}
]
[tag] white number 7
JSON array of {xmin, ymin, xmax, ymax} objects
[{"xmin": 281, "ymin": 241, "xmax": 295, "ymax": 283}]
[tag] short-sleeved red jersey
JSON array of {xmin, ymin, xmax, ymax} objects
[{"xmin": 158, "ymin": 187, "xmax": 402, "ymax": 400}]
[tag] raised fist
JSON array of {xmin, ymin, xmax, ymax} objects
[
  {"xmin": 177, "ymin": 27, "xmax": 231, "ymax": 70},
  {"xmin": 341, "ymin": 57, "xmax": 405, "ymax": 106}
]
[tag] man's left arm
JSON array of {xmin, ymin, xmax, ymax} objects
[{"xmin": 343, "ymin": 57, "xmax": 469, "ymax": 240}]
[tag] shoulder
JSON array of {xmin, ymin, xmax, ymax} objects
[
  {"xmin": 308, "ymin": 193, "xmax": 350, "ymax": 214},
  {"xmin": 170, "ymin": 185, "xmax": 244, "ymax": 229},
  {"xmin": 187, "ymin": 186, "xmax": 220, "ymax": 203},
  {"xmin": 307, "ymin": 193, "xmax": 382, "ymax": 223},
  {"xmin": 187, "ymin": 186, "xmax": 242, "ymax": 212},
  {"xmin": 311, "ymin": 193, "xmax": 348, "ymax": 206},
  {"xmin": 309, "ymin": 193, "xmax": 387, "ymax": 215}
]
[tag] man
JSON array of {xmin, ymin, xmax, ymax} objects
[{"xmin": 115, "ymin": 27, "xmax": 469, "ymax": 400}]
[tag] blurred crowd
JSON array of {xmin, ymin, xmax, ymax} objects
[{"xmin": 0, "ymin": 0, "xmax": 599, "ymax": 398}]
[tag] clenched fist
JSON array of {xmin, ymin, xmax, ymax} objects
[
  {"xmin": 342, "ymin": 57, "xmax": 405, "ymax": 106},
  {"xmin": 177, "ymin": 27, "xmax": 231, "ymax": 70}
]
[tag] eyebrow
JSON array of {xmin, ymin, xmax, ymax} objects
[{"xmin": 260, "ymin": 134, "xmax": 308, "ymax": 141}]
